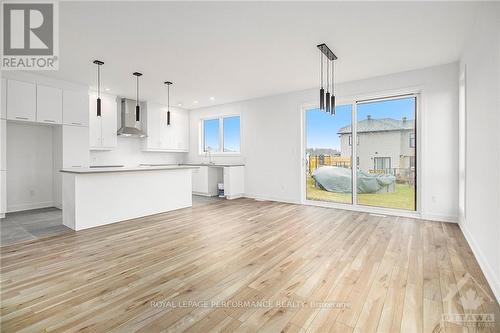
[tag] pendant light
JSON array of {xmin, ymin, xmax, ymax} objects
[
  {"xmin": 164, "ymin": 81, "xmax": 173, "ymax": 126},
  {"xmin": 325, "ymin": 59, "xmax": 331, "ymax": 113},
  {"xmin": 93, "ymin": 60, "xmax": 104, "ymax": 117},
  {"xmin": 319, "ymin": 53, "xmax": 324, "ymax": 110},
  {"xmin": 317, "ymin": 43, "xmax": 337, "ymax": 116},
  {"xmin": 331, "ymin": 59, "xmax": 336, "ymax": 115},
  {"xmin": 133, "ymin": 72, "xmax": 142, "ymax": 121}
]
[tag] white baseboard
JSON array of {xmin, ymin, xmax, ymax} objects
[
  {"xmin": 459, "ymin": 221, "xmax": 500, "ymax": 303},
  {"xmin": 244, "ymin": 193, "xmax": 300, "ymax": 205},
  {"xmin": 7, "ymin": 201, "xmax": 55, "ymax": 213},
  {"xmin": 420, "ymin": 213, "xmax": 458, "ymax": 223}
]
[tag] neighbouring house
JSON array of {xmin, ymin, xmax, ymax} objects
[{"xmin": 338, "ymin": 115, "xmax": 416, "ymax": 177}]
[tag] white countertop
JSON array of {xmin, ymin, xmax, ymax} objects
[
  {"xmin": 60, "ymin": 165, "xmax": 199, "ymax": 174},
  {"xmin": 182, "ymin": 163, "xmax": 245, "ymax": 167}
]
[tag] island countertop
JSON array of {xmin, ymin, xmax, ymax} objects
[{"xmin": 60, "ymin": 165, "xmax": 199, "ymax": 174}]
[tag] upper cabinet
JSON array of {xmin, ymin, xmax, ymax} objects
[
  {"xmin": 1, "ymin": 79, "xmax": 6, "ymax": 119},
  {"xmin": 63, "ymin": 89, "xmax": 89, "ymax": 126},
  {"xmin": 7, "ymin": 80, "xmax": 36, "ymax": 122},
  {"xmin": 89, "ymin": 93, "xmax": 117, "ymax": 150},
  {"xmin": 143, "ymin": 104, "xmax": 188, "ymax": 152},
  {"xmin": 36, "ymin": 85, "xmax": 62, "ymax": 124}
]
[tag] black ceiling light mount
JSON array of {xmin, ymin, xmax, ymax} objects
[
  {"xmin": 93, "ymin": 60, "xmax": 104, "ymax": 117},
  {"xmin": 133, "ymin": 72, "xmax": 142, "ymax": 121},
  {"xmin": 317, "ymin": 43, "xmax": 337, "ymax": 115},
  {"xmin": 164, "ymin": 81, "xmax": 173, "ymax": 126}
]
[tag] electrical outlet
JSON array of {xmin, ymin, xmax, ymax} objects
[
  {"xmin": 30, "ymin": 189, "xmax": 35, "ymax": 197},
  {"xmin": 432, "ymin": 195, "xmax": 437, "ymax": 203}
]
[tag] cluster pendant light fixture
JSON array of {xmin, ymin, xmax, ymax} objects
[
  {"xmin": 317, "ymin": 43, "xmax": 337, "ymax": 115},
  {"xmin": 93, "ymin": 60, "xmax": 104, "ymax": 116},
  {"xmin": 133, "ymin": 72, "xmax": 142, "ymax": 121},
  {"xmin": 164, "ymin": 81, "xmax": 173, "ymax": 126}
]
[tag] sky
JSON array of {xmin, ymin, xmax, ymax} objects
[
  {"xmin": 204, "ymin": 116, "xmax": 241, "ymax": 152},
  {"xmin": 306, "ymin": 97, "xmax": 415, "ymax": 150}
]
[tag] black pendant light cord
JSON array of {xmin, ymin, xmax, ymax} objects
[
  {"xmin": 320, "ymin": 53, "xmax": 324, "ymax": 110},
  {"xmin": 331, "ymin": 59, "xmax": 336, "ymax": 115}
]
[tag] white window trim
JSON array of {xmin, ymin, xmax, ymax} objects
[{"xmin": 199, "ymin": 114, "xmax": 241, "ymax": 156}]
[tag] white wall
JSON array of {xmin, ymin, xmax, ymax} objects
[
  {"xmin": 6, "ymin": 122, "xmax": 55, "ymax": 212},
  {"xmin": 459, "ymin": 3, "xmax": 500, "ymax": 301},
  {"xmin": 90, "ymin": 137, "xmax": 185, "ymax": 167},
  {"xmin": 188, "ymin": 62, "xmax": 459, "ymax": 221}
]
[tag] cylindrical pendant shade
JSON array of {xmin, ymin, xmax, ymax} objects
[
  {"xmin": 167, "ymin": 110, "xmax": 171, "ymax": 126},
  {"xmin": 320, "ymin": 88, "xmax": 324, "ymax": 110},
  {"xmin": 325, "ymin": 92, "xmax": 330, "ymax": 113},
  {"xmin": 97, "ymin": 98, "xmax": 101, "ymax": 117},
  {"xmin": 135, "ymin": 105, "xmax": 140, "ymax": 121},
  {"xmin": 331, "ymin": 95, "xmax": 336, "ymax": 115}
]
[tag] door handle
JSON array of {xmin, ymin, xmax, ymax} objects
[
  {"xmin": 15, "ymin": 116, "xmax": 28, "ymax": 120},
  {"xmin": 44, "ymin": 119, "xmax": 55, "ymax": 123}
]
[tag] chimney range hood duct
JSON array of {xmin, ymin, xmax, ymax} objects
[{"xmin": 117, "ymin": 98, "xmax": 147, "ymax": 137}]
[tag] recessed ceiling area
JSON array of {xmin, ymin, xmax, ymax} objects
[{"xmin": 43, "ymin": 1, "xmax": 481, "ymax": 108}]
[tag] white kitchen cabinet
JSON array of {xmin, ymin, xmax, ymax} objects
[
  {"xmin": 0, "ymin": 170, "xmax": 5, "ymax": 218},
  {"xmin": 143, "ymin": 105, "xmax": 188, "ymax": 152},
  {"xmin": 163, "ymin": 109, "xmax": 189, "ymax": 151},
  {"xmin": 89, "ymin": 93, "xmax": 117, "ymax": 150},
  {"xmin": 63, "ymin": 89, "xmax": 89, "ymax": 126},
  {"xmin": 0, "ymin": 119, "xmax": 6, "ymax": 171},
  {"xmin": 192, "ymin": 166, "xmax": 222, "ymax": 196},
  {"xmin": 63, "ymin": 125, "xmax": 89, "ymax": 168},
  {"xmin": 7, "ymin": 80, "xmax": 36, "ymax": 122},
  {"xmin": 1, "ymin": 78, "xmax": 6, "ymax": 119},
  {"xmin": 143, "ymin": 103, "xmax": 163, "ymax": 150},
  {"xmin": 223, "ymin": 166, "xmax": 245, "ymax": 199},
  {"xmin": 36, "ymin": 85, "xmax": 62, "ymax": 124}
]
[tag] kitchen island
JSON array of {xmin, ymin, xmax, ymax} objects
[{"xmin": 60, "ymin": 165, "xmax": 198, "ymax": 230}]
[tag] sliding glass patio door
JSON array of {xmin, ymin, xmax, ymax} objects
[
  {"xmin": 304, "ymin": 95, "xmax": 417, "ymax": 212},
  {"xmin": 305, "ymin": 105, "xmax": 353, "ymax": 204},
  {"xmin": 355, "ymin": 96, "xmax": 416, "ymax": 211}
]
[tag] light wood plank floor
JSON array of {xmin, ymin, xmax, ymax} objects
[{"xmin": 1, "ymin": 199, "xmax": 499, "ymax": 332}]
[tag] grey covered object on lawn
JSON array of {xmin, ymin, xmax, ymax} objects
[{"xmin": 312, "ymin": 166, "xmax": 396, "ymax": 193}]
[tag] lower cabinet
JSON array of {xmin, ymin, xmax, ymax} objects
[{"xmin": 192, "ymin": 166, "xmax": 222, "ymax": 196}]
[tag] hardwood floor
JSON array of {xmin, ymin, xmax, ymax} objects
[{"xmin": 1, "ymin": 199, "xmax": 498, "ymax": 332}]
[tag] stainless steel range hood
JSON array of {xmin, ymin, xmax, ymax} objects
[{"xmin": 117, "ymin": 98, "xmax": 147, "ymax": 137}]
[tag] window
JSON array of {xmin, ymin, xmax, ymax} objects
[
  {"xmin": 348, "ymin": 135, "xmax": 359, "ymax": 146},
  {"xmin": 203, "ymin": 119, "xmax": 220, "ymax": 152},
  {"xmin": 409, "ymin": 132, "xmax": 415, "ymax": 148},
  {"xmin": 410, "ymin": 156, "xmax": 415, "ymax": 169},
  {"xmin": 223, "ymin": 116, "xmax": 240, "ymax": 152},
  {"xmin": 202, "ymin": 116, "xmax": 241, "ymax": 154},
  {"xmin": 374, "ymin": 157, "xmax": 391, "ymax": 171}
]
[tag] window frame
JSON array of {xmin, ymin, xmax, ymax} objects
[{"xmin": 200, "ymin": 114, "xmax": 241, "ymax": 155}]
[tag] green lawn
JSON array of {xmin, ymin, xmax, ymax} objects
[{"xmin": 306, "ymin": 176, "xmax": 415, "ymax": 211}]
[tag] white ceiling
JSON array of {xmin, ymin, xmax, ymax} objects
[{"xmin": 43, "ymin": 1, "xmax": 480, "ymax": 109}]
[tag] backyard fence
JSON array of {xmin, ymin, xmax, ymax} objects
[{"xmin": 308, "ymin": 155, "xmax": 351, "ymax": 174}]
